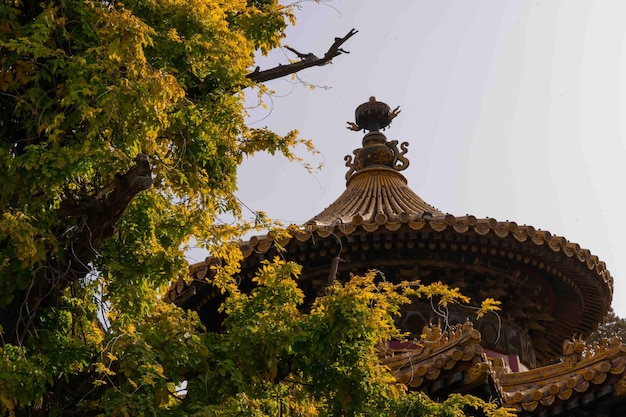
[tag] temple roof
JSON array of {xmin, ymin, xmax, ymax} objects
[
  {"xmin": 168, "ymin": 96, "xmax": 614, "ymax": 366},
  {"xmin": 495, "ymin": 336, "xmax": 626, "ymax": 414},
  {"xmin": 381, "ymin": 323, "xmax": 626, "ymax": 416},
  {"xmin": 301, "ymin": 97, "xmax": 613, "ymax": 362}
]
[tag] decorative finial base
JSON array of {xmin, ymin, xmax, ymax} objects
[{"xmin": 344, "ymin": 97, "xmax": 410, "ymax": 180}]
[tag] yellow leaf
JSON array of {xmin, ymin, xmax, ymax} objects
[
  {"xmin": 477, "ymin": 298, "xmax": 502, "ymax": 318},
  {"xmin": 95, "ymin": 362, "xmax": 116, "ymax": 376}
]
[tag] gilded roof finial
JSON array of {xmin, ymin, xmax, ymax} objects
[
  {"xmin": 346, "ymin": 96, "xmax": 401, "ymax": 132},
  {"xmin": 344, "ymin": 97, "xmax": 409, "ymax": 179}
]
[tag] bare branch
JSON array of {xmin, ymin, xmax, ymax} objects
[{"xmin": 247, "ymin": 28, "xmax": 358, "ymax": 84}]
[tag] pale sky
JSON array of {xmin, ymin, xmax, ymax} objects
[{"xmin": 232, "ymin": 1, "xmax": 626, "ymax": 317}]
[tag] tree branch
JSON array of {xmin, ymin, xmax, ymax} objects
[
  {"xmin": 246, "ymin": 29, "xmax": 358, "ymax": 84},
  {"xmin": 58, "ymin": 154, "xmax": 153, "ymax": 278},
  {"xmin": 0, "ymin": 154, "xmax": 153, "ymax": 347}
]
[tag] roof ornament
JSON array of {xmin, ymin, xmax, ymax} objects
[
  {"xmin": 344, "ymin": 97, "xmax": 409, "ymax": 180},
  {"xmin": 346, "ymin": 96, "xmax": 401, "ymax": 132}
]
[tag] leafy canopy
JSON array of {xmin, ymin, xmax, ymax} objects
[{"xmin": 0, "ymin": 0, "xmax": 304, "ymax": 413}]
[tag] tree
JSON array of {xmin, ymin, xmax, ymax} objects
[
  {"xmin": 589, "ymin": 308, "xmax": 626, "ymax": 343},
  {"xmin": 0, "ymin": 1, "xmax": 512, "ymax": 415}
]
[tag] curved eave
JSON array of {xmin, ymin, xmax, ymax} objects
[
  {"xmin": 168, "ymin": 213, "xmax": 613, "ymax": 363},
  {"xmin": 382, "ymin": 321, "xmax": 487, "ymax": 394},
  {"xmin": 264, "ymin": 214, "xmax": 613, "ymax": 363},
  {"xmin": 495, "ymin": 341, "xmax": 626, "ymax": 415},
  {"xmin": 385, "ymin": 329, "xmax": 626, "ymax": 416},
  {"xmin": 240, "ymin": 215, "xmax": 612, "ymax": 290}
]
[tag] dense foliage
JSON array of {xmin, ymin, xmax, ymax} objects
[{"xmin": 0, "ymin": 0, "xmax": 513, "ymax": 416}]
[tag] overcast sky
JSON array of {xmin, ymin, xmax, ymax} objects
[{"xmin": 230, "ymin": 1, "xmax": 626, "ymax": 317}]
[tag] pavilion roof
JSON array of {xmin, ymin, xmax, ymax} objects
[
  {"xmin": 495, "ymin": 336, "xmax": 626, "ymax": 414},
  {"xmin": 167, "ymin": 97, "xmax": 614, "ymax": 365},
  {"xmin": 382, "ymin": 323, "xmax": 626, "ymax": 416}
]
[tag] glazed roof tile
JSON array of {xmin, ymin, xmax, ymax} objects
[
  {"xmin": 307, "ymin": 167, "xmax": 443, "ymax": 226},
  {"xmin": 382, "ymin": 325, "xmax": 626, "ymax": 415},
  {"xmin": 494, "ymin": 337, "xmax": 626, "ymax": 414},
  {"xmin": 380, "ymin": 321, "xmax": 487, "ymax": 393},
  {"xmin": 232, "ymin": 216, "xmax": 612, "ymax": 289}
]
